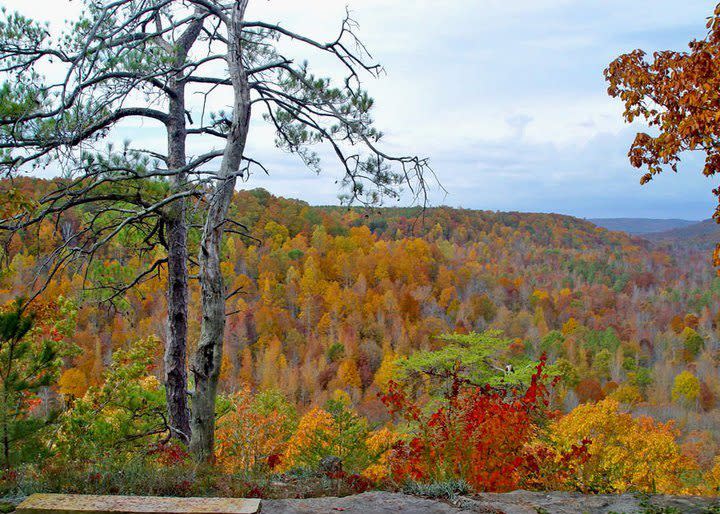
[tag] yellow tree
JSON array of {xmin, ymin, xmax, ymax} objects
[
  {"xmin": 672, "ymin": 370, "xmax": 701, "ymax": 408},
  {"xmin": 549, "ymin": 399, "xmax": 696, "ymax": 494}
]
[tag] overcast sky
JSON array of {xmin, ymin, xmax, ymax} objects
[{"xmin": 4, "ymin": 0, "xmax": 718, "ymax": 219}]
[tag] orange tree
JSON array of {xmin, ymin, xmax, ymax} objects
[{"xmin": 605, "ymin": 3, "xmax": 720, "ymax": 266}]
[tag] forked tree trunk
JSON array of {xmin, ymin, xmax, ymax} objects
[{"xmin": 190, "ymin": 0, "xmax": 251, "ymax": 462}]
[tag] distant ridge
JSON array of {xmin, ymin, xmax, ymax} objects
[
  {"xmin": 644, "ymin": 218, "xmax": 720, "ymax": 248},
  {"xmin": 589, "ymin": 218, "xmax": 697, "ymax": 235}
]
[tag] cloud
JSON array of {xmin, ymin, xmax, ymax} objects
[{"xmin": 1, "ymin": 0, "xmax": 716, "ymax": 218}]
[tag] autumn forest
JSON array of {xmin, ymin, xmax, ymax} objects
[
  {"xmin": 1, "ymin": 179, "xmax": 719, "ymax": 495},
  {"xmin": 2, "ymin": 0, "xmax": 720, "ymax": 505}
]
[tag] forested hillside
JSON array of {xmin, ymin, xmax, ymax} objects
[
  {"xmin": 2, "ymin": 179, "xmax": 720, "ymax": 494},
  {"xmin": 589, "ymin": 218, "xmax": 698, "ymax": 235},
  {"xmin": 646, "ymin": 219, "xmax": 720, "ymax": 250}
]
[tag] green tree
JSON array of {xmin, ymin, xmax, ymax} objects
[
  {"xmin": 593, "ymin": 349, "xmax": 612, "ymax": 381},
  {"xmin": 57, "ymin": 337, "xmax": 167, "ymax": 463},
  {"xmin": 0, "ymin": 299, "xmax": 75, "ymax": 467},
  {"xmin": 400, "ymin": 331, "xmax": 538, "ymax": 391},
  {"xmin": 682, "ymin": 327, "xmax": 704, "ymax": 361}
]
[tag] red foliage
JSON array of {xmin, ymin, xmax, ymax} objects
[
  {"xmin": 381, "ymin": 355, "xmax": 589, "ymax": 491},
  {"xmin": 323, "ymin": 468, "xmax": 373, "ymax": 493},
  {"xmin": 147, "ymin": 442, "xmax": 190, "ymax": 466},
  {"xmin": 267, "ymin": 453, "xmax": 282, "ymax": 470}
]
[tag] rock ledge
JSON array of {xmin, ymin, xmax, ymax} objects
[{"xmin": 262, "ymin": 490, "xmax": 720, "ymax": 514}]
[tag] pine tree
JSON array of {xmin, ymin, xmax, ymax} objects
[{"xmin": 0, "ymin": 300, "xmax": 68, "ymax": 467}]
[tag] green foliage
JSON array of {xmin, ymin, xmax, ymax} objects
[
  {"xmin": 0, "ymin": 298, "xmax": 76, "ymax": 467},
  {"xmin": 322, "ymin": 395, "xmax": 372, "ymax": 472},
  {"xmin": 401, "ymin": 479, "xmax": 470, "ymax": 499},
  {"xmin": 540, "ymin": 330, "xmax": 565, "ymax": 357},
  {"xmin": 325, "ymin": 343, "xmax": 345, "ymax": 363},
  {"xmin": 553, "ymin": 358, "xmax": 580, "ymax": 388},
  {"xmin": 682, "ymin": 328, "xmax": 704, "ymax": 360},
  {"xmin": 583, "ymin": 328, "xmax": 621, "ymax": 353},
  {"xmin": 287, "ymin": 249, "xmax": 304, "ymax": 260},
  {"xmin": 399, "ymin": 331, "xmax": 538, "ymax": 389},
  {"xmin": 592, "ymin": 349, "xmax": 612, "ymax": 380},
  {"xmin": 628, "ymin": 367, "xmax": 653, "ymax": 395},
  {"xmin": 55, "ymin": 337, "xmax": 167, "ymax": 463}
]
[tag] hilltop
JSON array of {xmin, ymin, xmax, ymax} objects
[
  {"xmin": 645, "ymin": 218, "xmax": 720, "ymax": 249},
  {"xmin": 589, "ymin": 217, "xmax": 698, "ymax": 235}
]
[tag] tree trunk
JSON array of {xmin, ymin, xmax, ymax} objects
[
  {"xmin": 165, "ymin": 205, "xmax": 190, "ymax": 443},
  {"xmin": 163, "ymin": 91, "xmax": 190, "ymax": 444},
  {"xmin": 162, "ymin": 15, "xmax": 204, "ymax": 445},
  {"xmin": 190, "ymin": 0, "xmax": 251, "ymax": 462}
]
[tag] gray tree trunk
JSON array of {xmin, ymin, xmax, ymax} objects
[
  {"xmin": 164, "ymin": 91, "xmax": 191, "ymax": 444},
  {"xmin": 190, "ymin": 0, "xmax": 251, "ymax": 462},
  {"xmin": 163, "ymin": 17, "xmax": 204, "ymax": 444}
]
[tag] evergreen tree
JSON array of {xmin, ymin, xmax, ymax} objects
[{"xmin": 0, "ymin": 300, "xmax": 67, "ymax": 467}]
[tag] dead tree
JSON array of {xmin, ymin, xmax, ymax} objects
[
  {"xmin": 185, "ymin": 0, "xmax": 434, "ymax": 461},
  {"xmin": 0, "ymin": 0, "xmax": 217, "ymax": 444},
  {"xmin": 0, "ymin": 0, "xmax": 435, "ymax": 461}
]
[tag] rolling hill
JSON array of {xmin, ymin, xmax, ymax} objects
[
  {"xmin": 644, "ymin": 218, "xmax": 720, "ymax": 248},
  {"xmin": 589, "ymin": 218, "xmax": 698, "ymax": 235}
]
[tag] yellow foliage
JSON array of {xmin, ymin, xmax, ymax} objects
[
  {"xmin": 361, "ymin": 427, "xmax": 399, "ymax": 482},
  {"xmin": 281, "ymin": 407, "xmax": 337, "ymax": 471},
  {"xmin": 139, "ymin": 375, "xmax": 160, "ymax": 390},
  {"xmin": 532, "ymin": 289, "xmax": 550, "ymax": 302},
  {"xmin": 336, "ymin": 358, "xmax": 362, "ymax": 390},
  {"xmin": 331, "ymin": 389, "xmax": 352, "ymax": 407},
  {"xmin": 215, "ymin": 388, "xmax": 293, "ymax": 475},
  {"xmin": 610, "ymin": 383, "xmax": 643, "ymax": 405},
  {"xmin": 373, "ymin": 352, "xmax": 398, "ymax": 393},
  {"xmin": 549, "ymin": 399, "xmax": 696, "ymax": 494},
  {"xmin": 561, "ymin": 317, "xmax": 579, "ymax": 335},
  {"xmin": 672, "ymin": 370, "xmax": 700, "ymax": 407},
  {"xmin": 58, "ymin": 368, "xmax": 88, "ymax": 399},
  {"xmin": 705, "ymin": 456, "xmax": 720, "ymax": 494}
]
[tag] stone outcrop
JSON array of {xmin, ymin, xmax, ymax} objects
[
  {"xmin": 263, "ymin": 491, "xmax": 720, "ymax": 514},
  {"xmin": 10, "ymin": 491, "xmax": 720, "ymax": 514}
]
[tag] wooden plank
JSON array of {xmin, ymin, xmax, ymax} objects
[{"xmin": 15, "ymin": 494, "xmax": 260, "ymax": 514}]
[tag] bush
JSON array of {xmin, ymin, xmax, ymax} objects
[
  {"xmin": 381, "ymin": 355, "xmax": 589, "ymax": 492},
  {"xmin": 54, "ymin": 337, "xmax": 167, "ymax": 464}
]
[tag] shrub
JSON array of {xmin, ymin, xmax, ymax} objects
[
  {"xmin": 381, "ymin": 355, "xmax": 589, "ymax": 492},
  {"xmin": 281, "ymin": 391, "xmax": 379, "ymax": 475},
  {"xmin": 54, "ymin": 337, "xmax": 167, "ymax": 464},
  {"xmin": 215, "ymin": 387, "xmax": 297, "ymax": 476}
]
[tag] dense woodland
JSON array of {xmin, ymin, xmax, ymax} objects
[
  {"xmin": 4, "ymin": 0, "xmax": 720, "ymax": 500},
  {"xmin": 0, "ymin": 178, "xmax": 719, "ymax": 495}
]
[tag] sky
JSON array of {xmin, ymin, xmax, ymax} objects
[{"xmin": 3, "ymin": 0, "xmax": 718, "ymax": 219}]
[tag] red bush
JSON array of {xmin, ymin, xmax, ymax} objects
[{"xmin": 381, "ymin": 355, "xmax": 589, "ymax": 491}]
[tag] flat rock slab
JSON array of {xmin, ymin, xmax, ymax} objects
[
  {"xmin": 15, "ymin": 494, "xmax": 259, "ymax": 514},
  {"xmin": 262, "ymin": 491, "xmax": 720, "ymax": 514},
  {"xmin": 262, "ymin": 492, "xmax": 465, "ymax": 513},
  {"xmin": 456, "ymin": 490, "xmax": 720, "ymax": 514}
]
